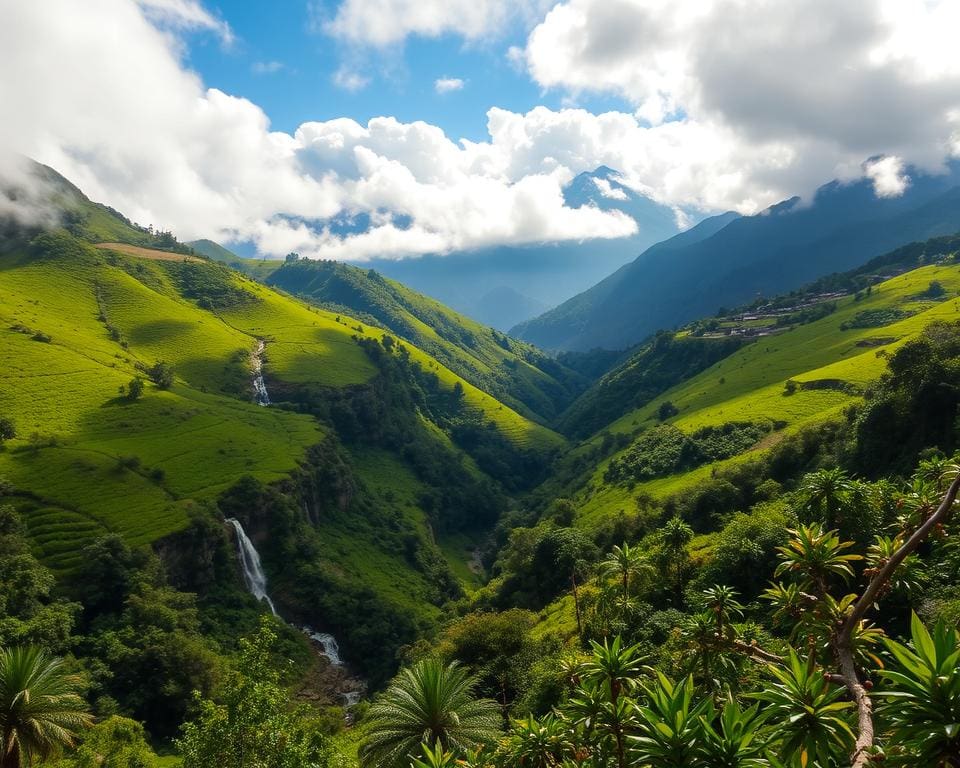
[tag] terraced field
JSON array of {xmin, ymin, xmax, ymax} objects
[{"xmin": 570, "ymin": 261, "xmax": 960, "ymax": 524}]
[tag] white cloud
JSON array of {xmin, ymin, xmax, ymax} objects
[
  {"xmin": 0, "ymin": 0, "xmax": 636, "ymax": 262},
  {"xmin": 519, "ymin": 0, "xmax": 960, "ymax": 202},
  {"xmin": 251, "ymin": 61, "xmax": 283, "ymax": 75},
  {"xmin": 136, "ymin": 0, "xmax": 233, "ymax": 44},
  {"xmin": 593, "ymin": 176, "xmax": 628, "ymax": 201},
  {"xmin": 864, "ymin": 155, "xmax": 910, "ymax": 198},
  {"xmin": 332, "ymin": 66, "xmax": 370, "ymax": 92},
  {"xmin": 5, "ymin": 0, "xmax": 960, "ymax": 265},
  {"xmin": 434, "ymin": 77, "xmax": 465, "ymax": 94},
  {"xmin": 323, "ymin": 0, "xmax": 549, "ymax": 47}
]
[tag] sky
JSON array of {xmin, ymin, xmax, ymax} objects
[{"xmin": 2, "ymin": 0, "xmax": 960, "ymax": 261}]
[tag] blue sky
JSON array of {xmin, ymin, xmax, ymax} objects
[
  {"xmin": 184, "ymin": 1, "xmax": 629, "ymax": 142},
  {"xmin": 4, "ymin": 0, "xmax": 959, "ymax": 262}
]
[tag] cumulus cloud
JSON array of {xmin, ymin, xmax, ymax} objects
[
  {"xmin": 0, "ymin": 0, "xmax": 635, "ymax": 261},
  {"xmin": 332, "ymin": 66, "xmax": 371, "ymax": 92},
  {"xmin": 435, "ymin": 77, "xmax": 465, "ymax": 94},
  {"xmin": 323, "ymin": 0, "xmax": 549, "ymax": 47},
  {"xmin": 864, "ymin": 156, "xmax": 910, "ymax": 198},
  {"xmin": 4, "ymin": 0, "xmax": 960, "ymax": 264},
  {"xmin": 519, "ymin": 0, "xmax": 960, "ymax": 203}
]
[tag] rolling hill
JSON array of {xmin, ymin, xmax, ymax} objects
[
  {"xmin": 266, "ymin": 258, "xmax": 587, "ymax": 423},
  {"xmin": 514, "ymin": 163, "xmax": 960, "ymax": 351},
  {"xmin": 0, "ymin": 161, "xmax": 565, "ymax": 682},
  {"xmin": 537, "ymin": 233, "xmax": 960, "ymax": 530}
]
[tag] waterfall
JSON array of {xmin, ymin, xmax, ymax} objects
[
  {"xmin": 252, "ymin": 340, "xmax": 270, "ymax": 406},
  {"xmin": 225, "ymin": 518, "xmax": 277, "ymax": 616},
  {"xmin": 304, "ymin": 629, "xmax": 343, "ymax": 666},
  {"xmin": 225, "ymin": 518, "xmax": 354, "ymax": 676}
]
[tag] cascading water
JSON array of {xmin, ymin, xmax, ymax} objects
[
  {"xmin": 225, "ymin": 517, "xmax": 364, "ymax": 708},
  {"xmin": 231, "ymin": 339, "xmax": 363, "ymax": 705},
  {"xmin": 225, "ymin": 518, "xmax": 278, "ymax": 616},
  {"xmin": 252, "ymin": 340, "xmax": 270, "ymax": 406}
]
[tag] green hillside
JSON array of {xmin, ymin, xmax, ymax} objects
[
  {"xmin": 544, "ymin": 237, "xmax": 960, "ymax": 527},
  {"xmin": 267, "ymin": 259, "xmax": 587, "ymax": 422},
  {"xmin": 0, "ymin": 165, "xmax": 566, "ymax": 686}
]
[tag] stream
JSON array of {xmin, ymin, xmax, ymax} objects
[
  {"xmin": 252, "ymin": 339, "xmax": 270, "ymax": 406},
  {"xmin": 223, "ymin": 341, "xmax": 362, "ymax": 706}
]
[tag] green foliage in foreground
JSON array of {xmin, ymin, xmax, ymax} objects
[
  {"xmin": 371, "ymin": 468, "xmax": 960, "ymax": 768},
  {"xmin": 177, "ymin": 620, "xmax": 328, "ymax": 768},
  {"xmin": 0, "ymin": 646, "xmax": 92, "ymax": 768},
  {"xmin": 358, "ymin": 659, "xmax": 500, "ymax": 768}
]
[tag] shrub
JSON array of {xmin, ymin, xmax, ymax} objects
[
  {"xmin": 127, "ymin": 377, "xmax": 144, "ymax": 400},
  {"xmin": 147, "ymin": 361, "xmax": 175, "ymax": 390},
  {"xmin": 657, "ymin": 401, "xmax": 679, "ymax": 421}
]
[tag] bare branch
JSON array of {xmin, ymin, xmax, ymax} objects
[{"xmin": 834, "ymin": 471, "xmax": 960, "ymax": 767}]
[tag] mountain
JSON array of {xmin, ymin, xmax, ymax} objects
[
  {"xmin": 362, "ymin": 167, "xmax": 693, "ymax": 329},
  {"xmin": 513, "ymin": 164, "xmax": 960, "ymax": 351},
  {"xmin": 470, "ymin": 286, "xmax": 548, "ymax": 330},
  {"xmin": 0, "ymin": 161, "xmax": 565, "ymax": 688},
  {"xmin": 534, "ymin": 231, "xmax": 960, "ymax": 529},
  {"xmin": 266, "ymin": 259, "xmax": 585, "ymax": 423}
]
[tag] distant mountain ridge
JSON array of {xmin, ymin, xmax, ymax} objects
[
  {"xmin": 513, "ymin": 163, "xmax": 960, "ymax": 351},
  {"xmin": 362, "ymin": 167, "xmax": 694, "ymax": 329}
]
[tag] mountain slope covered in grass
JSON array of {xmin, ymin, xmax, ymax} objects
[
  {"xmin": 536, "ymin": 234, "xmax": 960, "ymax": 530},
  {"xmin": 267, "ymin": 258, "xmax": 586, "ymax": 423},
  {"xmin": 514, "ymin": 164, "xmax": 960, "ymax": 351},
  {"xmin": 0, "ymin": 162, "xmax": 565, "ymax": 686}
]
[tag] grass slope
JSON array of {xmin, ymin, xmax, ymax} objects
[
  {"xmin": 267, "ymin": 260, "xmax": 586, "ymax": 423},
  {"xmin": 0, "ymin": 236, "xmax": 559, "ymax": 577},
  {"xmin": 0, "ymin": 238, "xmax": 321, "ymax": 568},
  {"xmin": 562, "ymin": 258, "xmax": 960, "ymax": 525}
]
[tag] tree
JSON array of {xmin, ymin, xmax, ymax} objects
[
  {"xmin": 0, "ymin": 420, "xmax": 14, "ymax": 443},
  {"xmin": 798, "ymin": 468, "xmax": 855, "ymax": 530},
  {"xmin": 126, "ymin": 377, "xmax": 144, "ymax": 401},
  {"xmin": 284, "ymin": 252, "xmax": 300, "ymax": 263},
  {"xmin": 146, "ymin": 362, "xmax": 174, "ymax": 390},
  {"xmin": 0, "ymin": 646, "xmax": 92, "ymax": 768},
  {"xmin": 599, "ymin": 542, "xmax": 654, "ymax": 604},
  {"xmin": 657, "ymin": 401, "xmax": 679, "ymax": 421},
  {"xmin": 53, "ymin": 715, "xmax": 159, "ymax": 768},
  {"xmin": 177, "ymin": 619, "xmax": 327, "ymax": 768},
  {"xmin": 358, "ymin": 658, "xmax": 499, "ymax": 768},
  {"xmin": 660, "ymin": 516, "xmax": 693, "ymax": 602}
]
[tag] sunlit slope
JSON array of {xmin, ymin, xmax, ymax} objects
[
  {"xmin": 221, "ymin": 280, "xmax": 563, "ymax": 450},
  {"xmin": 266, "ymin": 259, "xmax": 586, "ymax": 423},
  {"xmin": 0, "ymin": 236, "xmax": 321, "ymax": 569},
  {"xmin": 569, "ymin": 259, "xmax": 960, "ymax": 525},
  {"xmin": 0, "ymin": 230, "xmax": 562, "ymax": 572}
]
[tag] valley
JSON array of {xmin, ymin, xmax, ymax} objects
[{"xmin": 4, "ymin": 164, "xmax": 960, "ymax": 768}]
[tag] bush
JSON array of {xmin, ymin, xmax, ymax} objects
[
  {"xmin": 127, "ymin": 377, "xmax": 144, "ymax": 400},
  {"xmin": 657, "ymin": 400, "xmax": 679, "ymax": 421},
  {"xmin": 0, "ymin": 417, "xmax": 15, "ymax": 441},
  {"xmin": 147, "ymin": 361, "xmax": 174, "ymax": 390}
]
